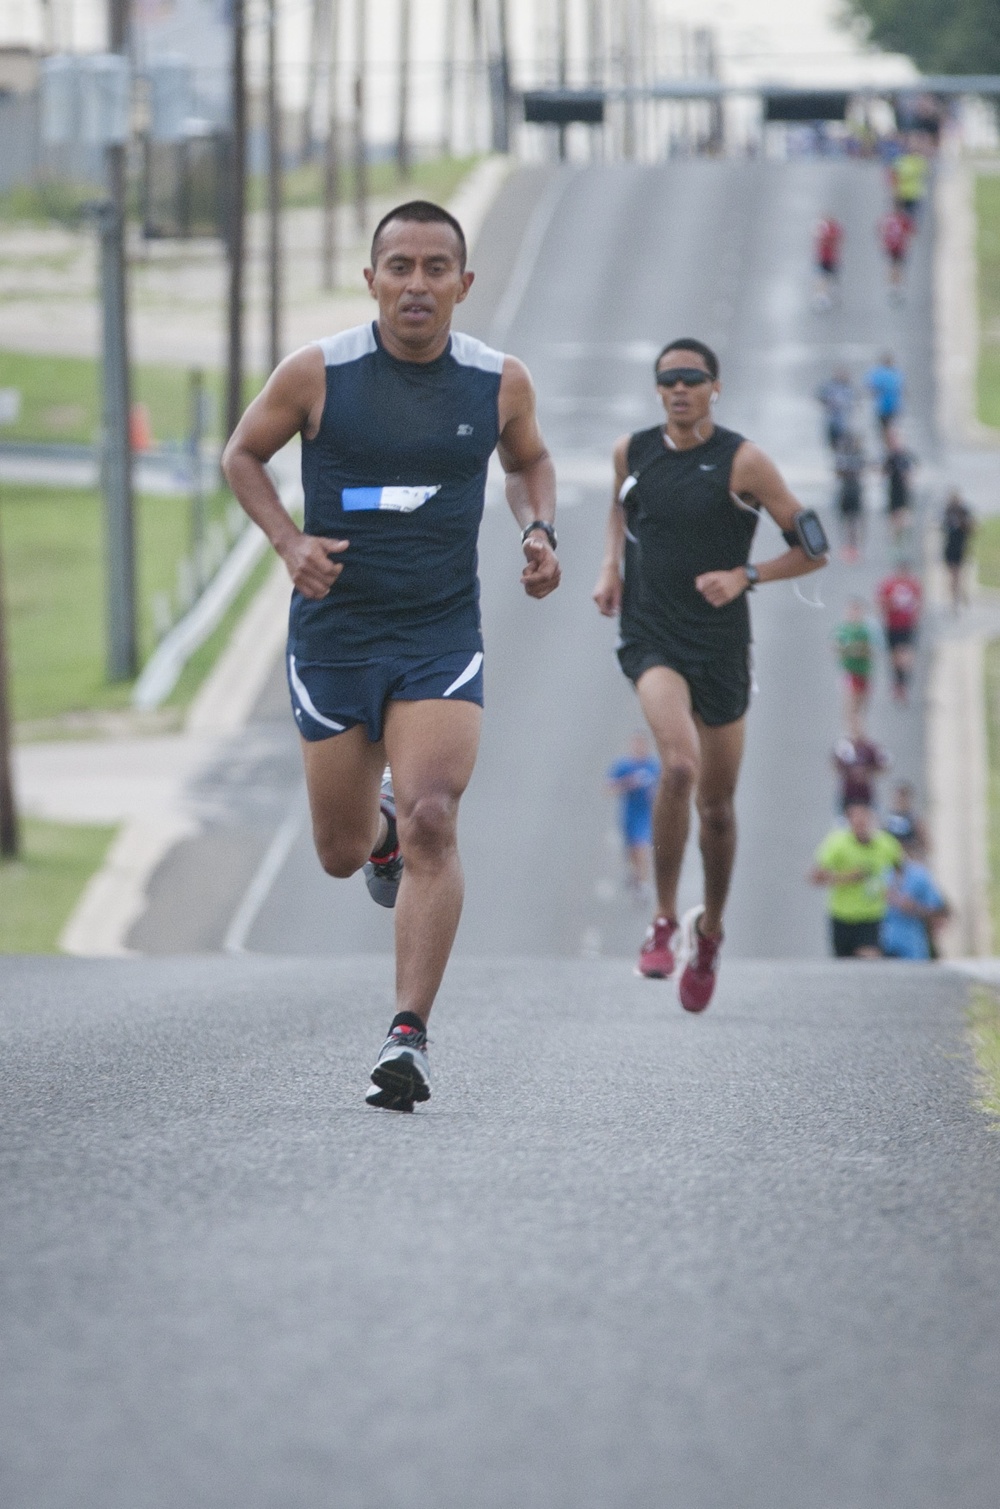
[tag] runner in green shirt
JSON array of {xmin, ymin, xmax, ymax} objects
[
  {"xmin": 833, "ymin": 597, "xmax": 876, "ymax": 735},
  {"xmin": 809, "ymin": 803, "xmax": 903, "ymax": 958}
]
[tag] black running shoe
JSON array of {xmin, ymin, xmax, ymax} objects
[
  {"xmin": 363, "ymin": 769, "xmax": 403, "ymax": 908},
  {"xmin": 367, "ymin": 1021, "xmax": 430, "ymax": 1106}
]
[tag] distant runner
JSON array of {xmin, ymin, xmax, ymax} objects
[
  {"xmin": 834, "ymin": 431, "xmax": 866, "ymax": 563},
  {"xmin": 816, "ymin": 368, "xmax": 856, "ymax": 452},
  {"xmin": 593, "ymin": 337, "xmax": 828, "ymax": 1011},
  {"xmin": 866, "ymin": 353, "xmax": 904, "ymax": 437},
  {"xmin": 879, "ymin": 207, "xmax": 914, "ymax": 301},
  {"xmin": 942, "ymin": 491, "xmax": 975, "ymax": 612},
  {"xmin": 881, "ymin": 833, "xmax": 949, "ymax": 961},
  {"xmin": 832, "ymin": 733, "xmax": 891, "ymax": 813},
  {"xmin": 810, "ymin": 803, "xmax": 903, "ymax": 959},
  {"xmin": 834, "ymin": 598, "xmax": 876, "ymax": 735},
  {"xmin": 223, "ymin": 199, "xmax": 560, "ymax": 1112},
  {"xmin": 883, "ymin": 435, "xmax": 916, "ymax": 545},
  {"xmin": 607, "ymin": 733, "xmax": 660, "ymax": 897},
  {"xmin": 813, "ymin": 214, "xmax": 844, "ymax": 309},
  {"xmin": 877, "ymin": 563, "xmax": 922, "ymax": 705},
  {"xmin": 891, "ymin": 149, "xmax": 929, "ymax": 223}
]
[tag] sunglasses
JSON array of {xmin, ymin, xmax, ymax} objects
[{"xmin": 655, "ymin": 367, "xmax": 713, "ymax": 388}]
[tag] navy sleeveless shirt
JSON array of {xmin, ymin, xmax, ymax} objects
[
  {"xmin": 620, "ymin": 422, "xmax": 758, "ymax": 658},
  {"xmin": 292, "ymin": 321, "xmax": 504, "ymax": 662}
]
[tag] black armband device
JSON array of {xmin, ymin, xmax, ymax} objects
[{"xmin": 782, "ymin": 509, "xmax": 829, "ymax": 560}]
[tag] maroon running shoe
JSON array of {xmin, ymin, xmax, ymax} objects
[
  {"xmin": 678, "ymin": 905, "xmax": 722, "ymax": 1013},
  {"xmin": 635, "ymin": 915, "xmax": 678, "ymax": 979}
]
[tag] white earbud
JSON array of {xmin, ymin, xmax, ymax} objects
[{"xmin": 710, "ymin": 392, "xmax": 718, "ymax": 405}]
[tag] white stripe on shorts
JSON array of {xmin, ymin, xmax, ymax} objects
[
  {"xmin": 288, "ymin": 654, "xmax": 346, "ymax": 731},
  {"xmin": 442, "ymin": 651, "xmax": 484, "ymax": 698}
]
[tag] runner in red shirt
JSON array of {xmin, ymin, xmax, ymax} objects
[
  {"xmin": 879, "ymin": 208, "xmax": 914, "ymax": 301},
  {"xmin": 877, "ymin": 565, "xmax": 922, "ymax": 705},
  {"xmin": 814, "ymin": 215, "xmax": 843, "ymax": 309}
]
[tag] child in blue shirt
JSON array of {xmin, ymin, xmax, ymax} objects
[{"xmin": 881, "ymin": 836, "xmax": 949, "ymax": 960}]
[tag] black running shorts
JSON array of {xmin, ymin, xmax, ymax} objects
[
  {"xmin": 617, "ymin": 642, "xmax": 751, "ymax": 728},
  {"xmin": 886, "ymin": 626, "xmax": 915, "ymax": 650},
  {"xmin": 830, "ymin": 917, "xmax": 882, "ymax": 958}
]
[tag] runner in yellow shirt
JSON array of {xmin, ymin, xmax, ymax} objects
[{"xmin": 809, "ymin": 803, "xmax": 903, "ymax": 959}]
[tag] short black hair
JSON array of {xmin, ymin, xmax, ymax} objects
[
  {"xmin": 370, "ymin": 200, "xmax": 468, "ymax": 271},
  {"xmin": 655, "ymin": 338, "xmax": 719, "ymax": 380}
]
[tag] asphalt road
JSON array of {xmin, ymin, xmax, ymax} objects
[
  {"xmin": 1, "ymin": 954, "xmax": 998, "ymax": 1508},
  {"xmin": 129, "ymin": 156, "xmax": 935, "ymax": 961},
  {"xmin": 5, "ymin": 158, "xmax": 991, "ymax": 1509}
]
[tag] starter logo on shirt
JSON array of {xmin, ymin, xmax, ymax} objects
[
  {"xmin": 456, "ymin": 423, "xmax": 474, "ymax": 436},
  {"xmin": 341, "ymin": 485, "xmax": 441, "ymax": 513},
  {"xmin": 699, "ymin": 463, "xmax": 716, "ymax": 472}
]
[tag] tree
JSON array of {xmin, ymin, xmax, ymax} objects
[{"xmin": 847, "ymin": 0, "xmax": 1000, "ymax": 75}]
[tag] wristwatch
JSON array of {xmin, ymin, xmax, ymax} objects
[
  {"xmin": 744, "ymin": 564, "xmax": 759, "ymax": 591},
  {"xmin": 521, "ymin": 520, "xmax": 558, "ymax": 551}
]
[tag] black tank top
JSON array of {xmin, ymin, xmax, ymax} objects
[{"xmin": 620, "ymin": 422, "xmax": 757, "ymax": 657}]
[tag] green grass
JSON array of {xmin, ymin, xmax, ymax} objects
[
  {"xmin": 0, "ymin": 179, "xmax": 103, "ymax": 226},
  {"xmin": 0, "ymin": 818, "xmax": 116, "ymax": 952},
  {"xmin": 0, "ymin": 350, "xmax": 263, "ymax": 448},
  {"xmin": 984, "ymin": 640, "xmax": 1000, "ymax": 942},
  {"xmin": 973, "ymin": 514, "xmax": 1000, "ymax": 588},
  {"xmin": 976, "ymin": 175, "xmax": 1000, "ymax": 428},
  {"xmin": 249, "ymin": 153, "xmax": 481, "ymax": 213},
  {"xmin": 0, "ymin": 482, "xmax": 239, "ymax": 721},
  {"xmin": 968, "ymin": 987, "xmax": 1000, "ymax": 1121}
]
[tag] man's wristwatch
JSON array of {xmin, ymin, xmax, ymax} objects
[
  {"xmin": 744, "ymin": 563, "xmax": 760, "ymax": 591},
  {"xmin": 521, "ymin": 520, "xmax": 558, "ymax": 551}
]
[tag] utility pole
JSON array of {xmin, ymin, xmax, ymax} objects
[
  {"xmin": 322, "ymin": 0, "xmax": 341, "ymax": 291},
  {"xmin": 302, "ymin": 0, "xmax": 329, "ymax": 164},
  {"xmin": 396, "ymin": 0, "xmax": 411, "ymax": 181},
  {"xmin": 495, "ymin": 0, "xmax": 511, "ymax": 154},
  {"xmin": 0, "ymin": 503, "xmax": 18, "ymax": 860},
  {"xmin": 104, "ymin": 0, "xmax": 137, "ymax": 680},
  {"xmin": 266, "ymin": 0, "xmax": 282, "ymax": 372},
  {"xmin": 353, "ymin": 0, "xmax": 367, "ymax": 235},
  {"xmin": 441, "ymin": 0, "xmax": 456, "ymax": 157},
  {"xmin": 226, "ymin": 0, "xmax": 247, "ymax": 441},
  {"xmin": 556, "ymin": 0, "xmax": 568, "ymax": 160}
]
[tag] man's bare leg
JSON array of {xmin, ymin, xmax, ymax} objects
[
  {"xmin": 693, "ymin": 715, "xmax": 745, "ymax": 936},
  {"xmin": 301, "ymin": 724, "xmax": 389, "ymax": 877},
  {"xmin": 384, "ymin": 698, "xmax": 481, "ymax": 1023},
  {"xmin": 637, "ymin": 666, "xmax": 700, "ymax": 922}
]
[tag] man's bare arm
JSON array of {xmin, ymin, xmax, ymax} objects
[
  {"xmin": 222, "ymin": 346, "xmax": 348, "ymax": 600},
  {"xmin": 593, "ymin": 434, "xmax": 630, "ymax": 617},
  {"xmin": 695, "ymin": 440, "xmax": 829, "ymax": 608},
  {"xmin": 496, "ymin": 356, "xmax": 560, "ymax": 600}
]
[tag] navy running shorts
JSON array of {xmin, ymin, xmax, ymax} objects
[{"xmin": 288, "ymin": 648, "xmax": 484, "ymax": 743}]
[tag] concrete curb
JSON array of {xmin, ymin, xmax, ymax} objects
[{"xmin": 929, "ymin": 155, "xmax": 996, "ymax": 959}]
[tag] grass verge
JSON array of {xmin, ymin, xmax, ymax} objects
[
  {"xmin": 968, "ymin": 986, "xmax": 1000, "ymax": 1121},
  {"xmin": 0, "ymin": 482, "xmax": 244, "ymax": 723},
  {"xmin": 976, "ymin": 174, "xmax": 1000, "ymax": 429},
  {"xmin": 983, "ymin": 640, "xmax": 1000, "ymax": 942},
  {"xmin": 0, "ymin": 350, "xmax": 263, "ymax": 448},
  {"xmin": 0, "ymin": 818, "xmax": 116, "ymax": 952},
  {"xmin": 973, "ymin": 514, "xmax": 1000, "ymax": 587}
]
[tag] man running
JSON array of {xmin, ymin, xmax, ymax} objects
[
  {"xmin": 876, "ymin": 561, "xmax": 922, "ymax": 705},
  {"xmin": 810, "ymin": 803, "xmax": 903, "ymax": 960},
  {"xmin": 592, "ymin": 337, "xmax": 827, "ymax": 1010},
  {"xmin": 813, "ymin": 214, "xmax": 844, "ymax": 309},
  {"xmin": 816, "ymin": 368, "xmax": 855, "ymax": 452},
  {"xmin": 879, "ymin": 206, "xmax": 914, "ymax": 301},
  {"xmin": 883, "ymin": 433, "xmax": 916, "ymax": 545},
  {"xmin": 223, "ymin": 200, "xmax": 560, "ymax": 1110},
  {"xmin": 834, "ymin": 597, "xmax": 876, "ymax": 736},
  {"xmin": 866, "ymin": 353, "xmax": 904, "ymax": 438}
]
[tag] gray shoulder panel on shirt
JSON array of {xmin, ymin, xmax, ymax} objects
[
  {"xmin": 449, "ymin": 330, "xmax": 505, "ymax": 375},
  {"xmin": 316, "ymin": 324, "xmax": 378, "ymax": 366}
]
